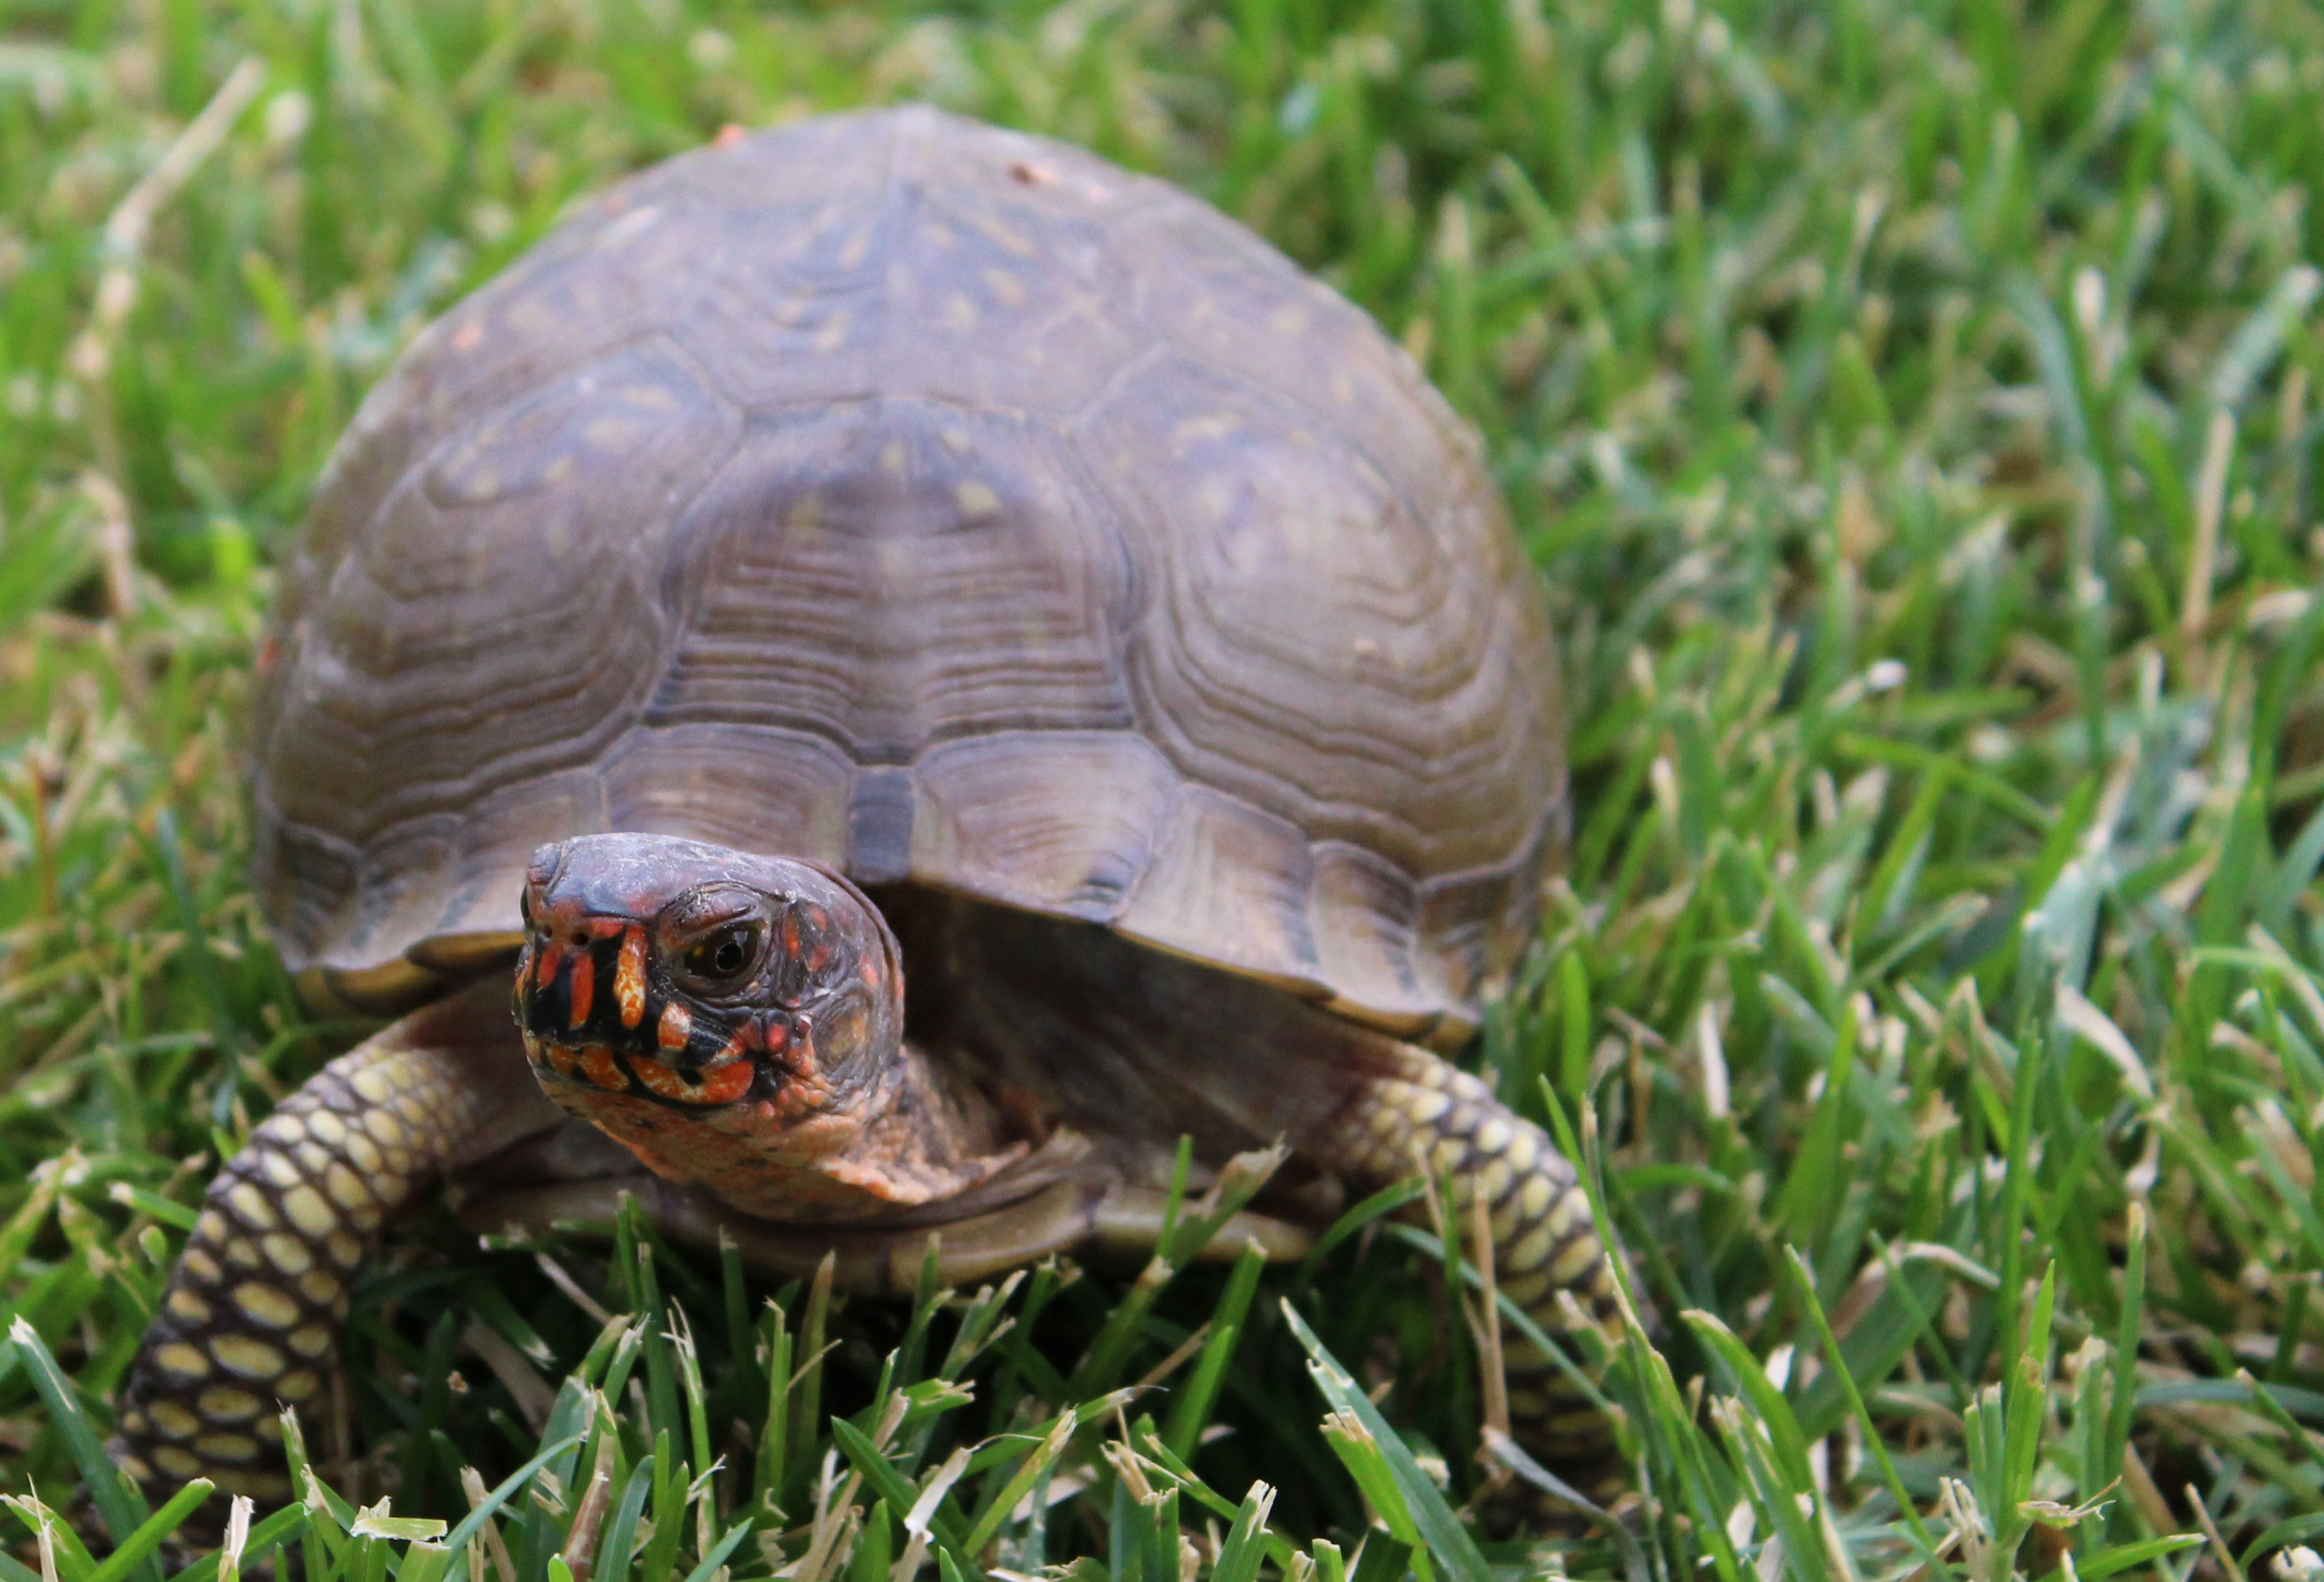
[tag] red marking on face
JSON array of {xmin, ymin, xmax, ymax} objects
[
  {"xmin": 628, "ymin": 1054, "xmax": 695, "ymax": 1102},
  {"xmin": 535, "ymin": 1040, "xmax": 580, "ymax": 1080},
  {"xmin": 535, "ymin": 941, "xmax": 564, "ymax": 990},
  {"xmin": 581, "ymin": 1046, "xmax": 627, "ymax": 1091},
  {"xmin": 657, "ymin": 1001, "xmax": 691, "ymax": 1051},
  {"xmin": 615, "ymin": 928, "xmax": 647, "ymax": 1027},
  {"xmin": 693, "ymin": 1060, "xmax": 753, "ymax": 1105},
  {"xmin": 566, "ymin": 956, "xmax": 595, "ymax": 1026}
]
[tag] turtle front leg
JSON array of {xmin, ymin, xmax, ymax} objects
[
  {"xmin": 113, "ymin": 978, "xmax": 558, "ymax": 1505},
  {"xmin": 1303, "ymin": 1047, "xmax": 1624, "ymax": 1468}
]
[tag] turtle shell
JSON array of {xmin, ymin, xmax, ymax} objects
[{"xmin": 252, "ymin": 106, "xmax": 1565, "ymax": 1050}]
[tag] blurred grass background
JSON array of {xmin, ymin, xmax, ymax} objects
[{"xmin": 4, "ymin": 0, "xmax": 2324, "ymax": 1577}]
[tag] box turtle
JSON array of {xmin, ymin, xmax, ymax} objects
[{"xmin": 114, "ymin": 106, "xmax": 1619, "ymax": 1509}]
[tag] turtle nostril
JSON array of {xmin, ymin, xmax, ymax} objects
[{"xmin": 569, "ymin": 931, "xmax": 589, "ymax": 949}]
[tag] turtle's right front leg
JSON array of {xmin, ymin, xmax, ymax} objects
[{"xmin": 112, "ymin": 978, "xmax": 556, "ymax": 1505}]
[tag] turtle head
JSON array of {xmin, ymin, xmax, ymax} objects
[{"xmin": 513, "ymin": 834, "xmax": 904, "ymax": 1124}]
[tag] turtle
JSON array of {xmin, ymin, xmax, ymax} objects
[{"xmin": 111, "ymin": 105, "xmax": 1622, "ymax": 1511}]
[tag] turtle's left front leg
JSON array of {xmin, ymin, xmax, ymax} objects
[
  {"xmin": 112, "ymin": 978, "xmax": 558, "ymax": 1505},
  {"xmin": 1298, "ymin": 1043, "xmax": 1627, "ymax": 1466}
]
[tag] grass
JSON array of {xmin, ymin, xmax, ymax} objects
[{"xmin": 3, "ymin": 0, "xmax": 2324, "ymax": 1576}]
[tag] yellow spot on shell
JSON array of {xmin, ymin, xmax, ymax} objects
[
  {"xmin": 288, "ymin": 1325, "xmax": 332, "ymax": 1359},
  {"xmin": 306, "ymin": 1110, "xmax": 347, "ymax": 1146},
  {"xmin": 1474, "ymin": 1117, "xmax": 1513, "ymax": 1156},
  {"xmin": 181, "ymin": 1247, "xmax": 221, "ymax": 1283},
  {"xmin": 1544, "ymin": 1193, "xmax": 1582, "ymax": 1242},
  {"xmin": 150, "ymin": 1401, "xmax": 201, "ymax": 1440},
  {"xmin": 1518, "ymin": 1175, "xmax": 1553, "ymax": 1219},
  {"xmin": 118, "ymin": 1408, "xmax": 148, "ymax": 1436},
  {"xmin": 1503, "ymin": 1127, "xmax": 1541, "ymax": 1174},
  {"xmin": 224, "ymin": 1182, "xmax": 276, "ymax": 1230},
  {"xmin": 299, "ymin": 1271, "xmax": 340, "ymax": 1306},
  {"xmin": 155, "ymin": 1342, "xmax": 210, "ymax": 1379},
  {"xmin": 210, "ymin": 1335, "xmax": 286, "ymax": 1379},
  {"xmin": 1471, "ymin": 1160, "xmax": 1513, "ymax": 1204},
  {"xmin": 235, "ymin": 1282, "xmax": 301, "ymax": 1328},
  {"xmin": 1404, "ymin": 1088, "xmax": 1451, "ymax": 1125},
  {"xmin": 956, "ymin": 481, "xmax": 999, "ymax": 517},
  {"xmin": 195, "ymin": 1432, "xmax": 260, "ymax": 1463},
  {"xmin": 295, "ymin": 1142, "xmax": 334, "ymax": 1175},
  {"xmin": 326, "ymin": 1231, "xmax": 362, "ymax": 1268},
  {"xmin": 154, "ymin": 1446, "xmax": 202, "ymax": 1478},
  {"xmin": 199, "ymin": 1386, "xmax": 263, "ymax": 1423},
  {"xmin": 349, "ymin": 1067, "xmax": 393, "ymax": 1105},
  {"xmin": 281, "ymin": 1185, "xmax": 334, "ymax": 1238},
  {"xmin": 263, "ymin": 1233, "xmax": 314, "ymax": 1277},
  {"xmin": 1429, "ymin": 1136, "xmax": 1467, "ymax": 1176},
  {"xmin": 278, "ymin": 1369, "xmax": 320, "ymax": 1401},
  {"xmin": 267, "ymin": 1113, "xmax": 308, "ymax": 1145},
  {"xmin": 167, "ymin": 1288, "xmax": 211, "ymax": 1324},
  {"xmin": 224, "ymin": 1238, "xmax": 263, "ymax": 1270},
  {"xmin": 343, "ymin": 1132, "xmax": 382, "ymax": 1175}
]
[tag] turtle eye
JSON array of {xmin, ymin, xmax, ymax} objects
[{"xmin": 685, "ymin": 925, "xmax": 759, "ymax": 983}]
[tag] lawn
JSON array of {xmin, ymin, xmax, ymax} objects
[{"xmin": 4, "ymin": 0, "xmax": 2324, "ymax": 1577}]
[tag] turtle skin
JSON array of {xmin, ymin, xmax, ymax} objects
[{"xmin": 112, "ymin": 107, "xmax": 1621, "ymax": 1519}]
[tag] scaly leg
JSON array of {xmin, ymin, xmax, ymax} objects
[
  {"xmin": 1304, "ymin": 1045, "xmax": 1624, "ymax": 1464},
  {"xmin": 112, "ymin": 978, "xmax": 557, "ymax": 1503}
]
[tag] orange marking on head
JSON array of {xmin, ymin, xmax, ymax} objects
[
  {"xmin": 535, "ymin": 941, "xmax": 565, "ymax": 990},
  {"xmin": 589, "ymin": 916, "xmax": 628, "ymax": 939},
  {"xmin": 695, "ymin": 1060, "xmax": 754, "ymax": 1105},
  {"xmin": 628, "ymin": 1054, "xmax": 695, "ymax": 1102},
  {"xmin": 566, "ymin": 956, "xmax": 595, "ymax": 1026},
  {"xmin": 545, "ymin": 1042, "xmax": 581, "ymax": 1079},
  {"xmin": 658, "ymin": 1001, "xmax": 691, "ymax": 1050},
  {"xmin": 615, "ymin": 928, "xmax": 647, "ymax": 1027},
  {"xmin": 581, "ymin": 1045, "xmax": 628, "ymax": 1091}
]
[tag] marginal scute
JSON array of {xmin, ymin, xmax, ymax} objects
[
  {"xmin": 1117, "ymin": 786, "xmax": 1321, "ymax": 995},
  {"xmin": 908, "ymin": 732, "xmax": 1176, "ymax": 919},
  {"xmin": 1305, "ymin": 842, "xmax": 1431, "ymax": 1035}
]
